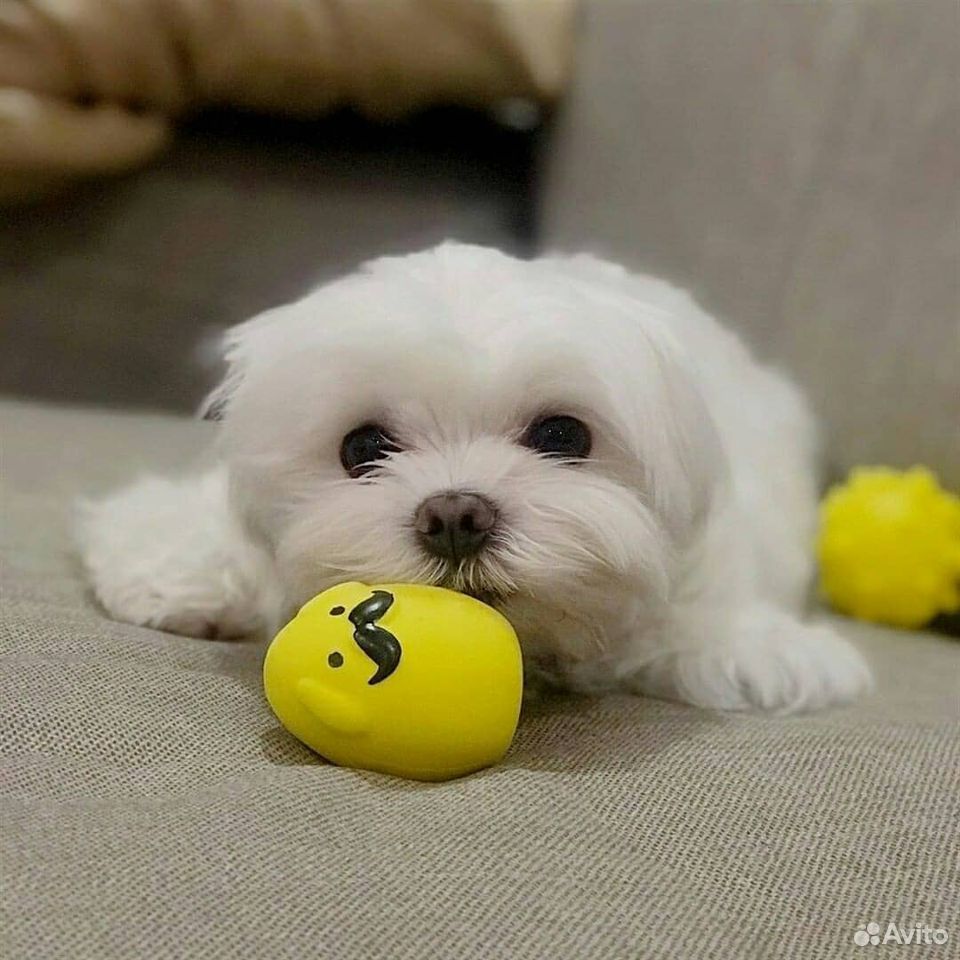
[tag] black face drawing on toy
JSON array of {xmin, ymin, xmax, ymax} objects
[{"xmin": 342, "ymin": 591, "xmax": 402, "ymax": 685}]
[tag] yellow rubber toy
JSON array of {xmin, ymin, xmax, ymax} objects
[
  {"xmin": 817, "ymin": 466, "xmax": 960, "ymax": 629},
  {"xmin": 263, "ymin": 582, "xmax": 523, "ymax": 781}
]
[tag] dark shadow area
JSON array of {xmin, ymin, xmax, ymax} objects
[
  {"xmin": 1, "ymin": 106, "xmax": 543, "ymax": 413},
  {"xmin": 259, "ymin": 724, "xmax": 324, "ymax": 767},
  {"xmin": 506, "ymin": 690, "xmax": 734, "ymax": 775}
]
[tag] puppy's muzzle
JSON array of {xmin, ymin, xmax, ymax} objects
[{"xmin": 414, "ymin": 491, "xmax": 497, "ymax": 563}]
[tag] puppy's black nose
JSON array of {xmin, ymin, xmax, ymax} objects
[{"xmin": 414, "ymin": 491, "xmax": 497, "ymax": 562}]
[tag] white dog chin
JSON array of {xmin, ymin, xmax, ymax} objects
[{"xmin": 78, "ymin": 243, "xmax": 871, "ymax": 713}]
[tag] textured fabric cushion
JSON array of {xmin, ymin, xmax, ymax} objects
[
  {"xmin": 2, "ymin": 399, "xmax": 958, "ymax": 960},
  {"xmin": 543, "ymin": 0, "xmax": 960, "ymax": 488}
]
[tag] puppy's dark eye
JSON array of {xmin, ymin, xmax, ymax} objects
[
  {"xmin": 340, "ymin": 424, "xmax": 398, "ymax": 477},
  {"xmin": 522, "ymin": 415, "xmax": 591, "ymax": 459}
]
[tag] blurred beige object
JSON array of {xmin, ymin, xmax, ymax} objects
[
  {"xmin": 0, "ymin": 90, "xmax": 170, "ymax": 201},
  {"xmin": 0, "ymin": 0, "xmax": 574, "ymax": 200}
]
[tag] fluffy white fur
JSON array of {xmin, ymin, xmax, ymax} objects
[{"xmin": 79, "ymin": 243, "xmax": 871, "ymax": 712}]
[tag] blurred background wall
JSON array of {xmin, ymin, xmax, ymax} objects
[{"xmin": 1, "ymin": 0, "xmax": 957, "ymax": 484}]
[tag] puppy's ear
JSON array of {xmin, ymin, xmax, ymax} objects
[
  {"xmin": 641, "ymin": 348, "xmax": 726, "ymax": 538},
  {"xmin": 199, "ymin": 389, "xmax": 228, "ymax": 422},
  {"xmin": 197, "ymin": 308, "xmax": 284, "ymax": 421}
]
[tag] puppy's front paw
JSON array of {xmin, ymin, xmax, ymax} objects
[
  {"xmin": 77, "ymin": 472, "xmax": 268, "ymax": 640},
  {"xmin": 723, "ymin": 610, "xmax": 872, "ymax": 712},
  {"xmin": 635, "ymin": 607, "xmax": 872, "ymax": 713}
]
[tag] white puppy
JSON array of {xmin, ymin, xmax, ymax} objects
[{"xmin": 80, "ymin": 243, "xmax": 871, "ymax": 712}]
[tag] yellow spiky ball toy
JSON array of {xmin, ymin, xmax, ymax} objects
[{"xmin": 817, "ymin": 466, "xmax": 960, "ymax": 629}]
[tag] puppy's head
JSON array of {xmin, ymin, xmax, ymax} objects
[{"xmin": 206, "ymin": 244, "xmax": 722, "ymax": 660}]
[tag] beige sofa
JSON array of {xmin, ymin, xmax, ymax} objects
[
  {"xmin": 2, "ymin": 2, "xmax": 958, "ymax": 957},
  {"xmin": 3, "ymin": 399, "xmax": 957, "ymax": 958}
]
